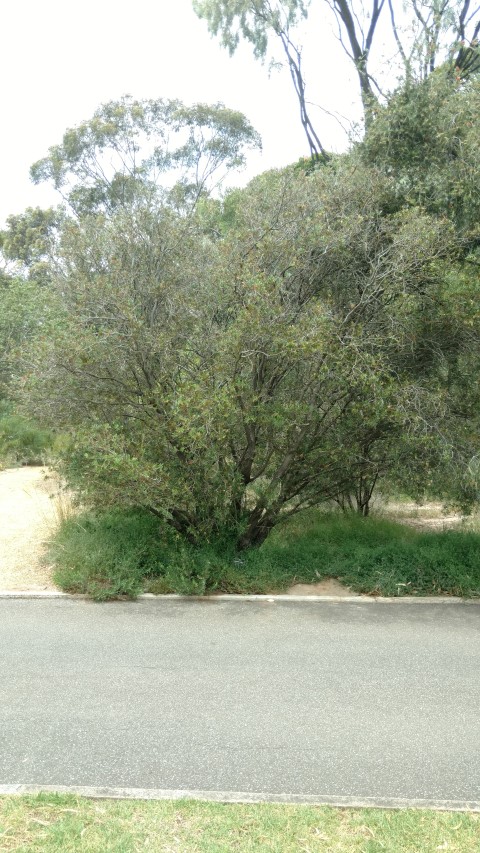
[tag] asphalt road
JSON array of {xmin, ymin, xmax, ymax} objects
[{"xmin": 1, "ymin": 599, "xmax": 479, "ymax": 802}]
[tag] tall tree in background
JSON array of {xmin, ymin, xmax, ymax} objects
[
  {"xmin": 388, "ymin": 0, "xmax": 480, "ymax": 82},
  {"xmin": 194, "ymin": 0, "xmax": 480, "ymax": 150},
  {"xmin": 30, "ymin": 96, "xmax": 261, "ymax": 216},
  {"xmin": 195, "ymin": 0, "xmax": 329, "ymax": 161}
]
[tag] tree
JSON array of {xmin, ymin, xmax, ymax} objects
[
  {"xmin": 0, "ymin": 207, "xmax": 62, "ymax": 284},
  {"xmin": 193, "ymin": 0, "xmax": 480, "ymax": 146},
  {"xmin": 194, "ymin": 0, "xmax": 328, "ymax": 161},
  {"xmin": 30, "ymin": 96, "xmax": 261, "ymax": 216},
  {"xmin": 21, "ymin": 146, "xmax": 475, "ymax": 547},
  {"xmin": 336, "ymin": 66, "xmax": 480, "ymax": 512},
  {"xmin": 362, "ymin": 68, "xmax": 480, "ymax": 237},
  {"xmin": 0, "ymin": 276, "xmax": 57, "ymax": 400},
  {"xmin": 327, "ymin": 0, "xmax": 386, "ymax": 124},
  {"xmin": 388, "ymin": 0, "xmax": 480, "ymax": 83}
]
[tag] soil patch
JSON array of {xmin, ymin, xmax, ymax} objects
[{"xmin": 286, "ymin": 578, "xmax": 353, "ymax": 596}]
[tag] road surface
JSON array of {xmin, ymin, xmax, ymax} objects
[{"xmin": 1, "ymin": 598, "xmax": 479, "ymax": 803}]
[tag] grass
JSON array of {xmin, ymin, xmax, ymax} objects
[
  {"xmin": 48, "ymin": 509, "xmax": 170, "ymax": 600},
  {"xmin": 0, "ymin": 403, "xmax": 53, "ymax": 467},
  {"xmin": 0, "ymin": 794, "xmax": 479, "ymax": 852},
  {"xmin": 47, "ymin": 505, "xmax": 480, "ymax": 601}
]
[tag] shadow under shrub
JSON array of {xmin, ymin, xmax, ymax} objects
[{"xmin": 48, "ymin": 507, "xmax": 480, "ymax": 600}]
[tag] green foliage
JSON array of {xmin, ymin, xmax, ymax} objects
[
  {"xmin": 0, "ymin": 276, "xmax": 58, "ymax": 398},
  {"xmin": 0, "ymin": 275, "xmax": 58, "ymax": 466},
  {"xmin": 193, "ymin": 0, "xmax": 307, "ymax": 59},
  {"xmin": 20, "ymin": 148, "xmax": 479, "ymax": 547},
  {"xmin": 0, "ymin": 403, "xmax": 53, "ymax": 466},
  {"xmin": 49, "ymin": 506, "xmax": 480, "ymax": 600},
  {"xmin": 362, "ymin": 70, "xmax": 480, "ymax": 232},
  {"xmin": 30, "ymin": 96, "xmax": 261, "ymax": 215},
  {"xmin": 49, "ymin": 508, "xmax": 236, "ymax": 600},
  {"xmin": 48, "ymin": 510, "xmax": 172, "ymax": 600},
  {"xmin": 236, "ymin": 512, "xmax": 480, "ymax": 597},
  {"xmin": 0, "ymin": 206, "xmax": 61, "ymax": 283}
]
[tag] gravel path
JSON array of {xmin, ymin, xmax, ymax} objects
[{"xmin": 0, "ymin": 467, "xmax": 60, "ymax": 590}]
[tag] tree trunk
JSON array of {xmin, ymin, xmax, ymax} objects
[
  {"xmin": 237, "ymin": 507, "xmax": 276, "ymax": 550},
  {"xmin": 356, "ymin": 498, "xmax": 370, "ymax": 517},
  {"xmin": 355, "ymin": 468, "xmax": 379, "ymax": 517}
]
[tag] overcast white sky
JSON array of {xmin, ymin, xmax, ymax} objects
[{"xmin": 0, "ymin": 0, "xmax": 369, "ymax": 226}]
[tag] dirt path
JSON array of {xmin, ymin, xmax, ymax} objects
[
  {"xmin": 379, "ymin": 500, "xmax": 463, "ymax": 530},
  {"xmin": 0, "ymin": 467, "xmax": 60, "ymax": 590}
]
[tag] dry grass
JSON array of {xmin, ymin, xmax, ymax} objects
[{"xmin": 373, "ymin": 496, "xmax": 476, "ymax": 531}]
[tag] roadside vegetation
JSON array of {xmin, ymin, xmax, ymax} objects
[
  {"xmin": 1, "ymin": 793, "xmax": 479, "ymax": 853},
  {"xmin": 47, "ymin": 506, "xmax": 480, "ymax": 600},
  {"xmin": 1, "ymin": 1, "xmax": 480, "ymax": 600}
]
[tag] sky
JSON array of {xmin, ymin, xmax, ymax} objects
[{"xmin": 0, "ymin": 0, "xmax": 368, "ymax": 227}]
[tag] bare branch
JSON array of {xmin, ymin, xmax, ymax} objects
[{"xmin": 388, "ymin": 0, "xmax": 409, "ymax": 73}]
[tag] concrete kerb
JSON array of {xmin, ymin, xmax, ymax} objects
[
  {"xmin": 0, "ymin": 589, "xmax": 479, "ymax": 604},
  {"xmin": 0, "ymin": 784, "xmax": 479, "ymax": 811}
]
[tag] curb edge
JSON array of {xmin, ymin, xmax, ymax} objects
[
  {"xmin": 0, "ymin": 784, "xmax": 479, "ymax": 811},
  {"xmin": 0, "ymin": 591, "xmax": 478, "ymax": 604}
]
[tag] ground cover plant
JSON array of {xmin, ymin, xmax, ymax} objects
[
  {"xmin": 48, "ymin": 507, "xmax": 480, "ymax": 600},
  {"xmin": 1, "ymin": 793, "xmax": 479, "ymax": 853}
]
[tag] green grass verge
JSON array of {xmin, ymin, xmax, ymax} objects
[
  {"xmin": 47, "ymin": 507, "xmax": 480, "ymax": 600},
  {"xmin": 0, "ymin": 794, "xmax": 478, "ymax": 852}
]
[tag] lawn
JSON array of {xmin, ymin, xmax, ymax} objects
[
  {"xmin": 1, "ymin": 794, "xmax": 479, "ymax": 852},
  {"xmin": 47, "ymin": 506, "xmax": 480, "ymax": 600}
]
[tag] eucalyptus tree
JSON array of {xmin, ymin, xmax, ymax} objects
[
  {"xmin": 193, "ymin": 0, "xmax": 480, "ymax": 149},
  {"xmin": 30, "ymin": 96, "xmax": 262, "ymax": 216}
]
